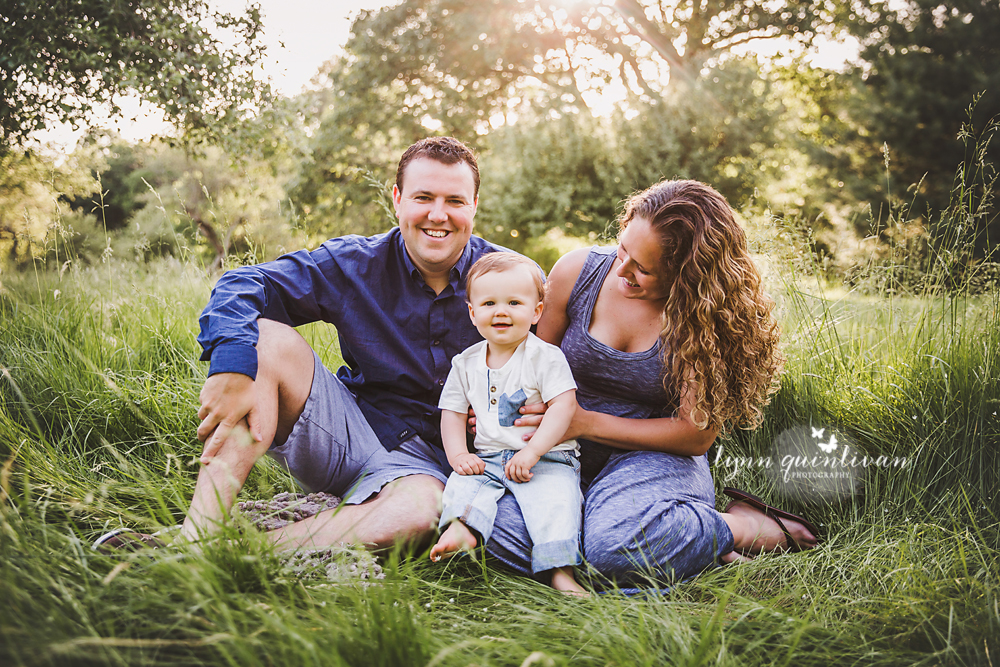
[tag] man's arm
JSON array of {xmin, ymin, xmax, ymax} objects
[
  {"xmin": 504, "ymin": 390, "xmax": 576, "ymax": 483},
  {"xmin": 196, "ymin": 248, "xmax": 342, "ymax": 459},
  {"xmin": 441, "ymin": 409, "xmax": 484, "ymax": 475},
  {"xmin": 198, "ymin": 249, "xmax": 336, "ymax": 377}
]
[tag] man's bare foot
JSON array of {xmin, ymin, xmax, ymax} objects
[
  {"xmin": 429, "ymin": 520, "xmax": 478, "ymax": 562},
  {"xmin": 724, "ymin": 501, "xmax": 818, "ymax": 554},
  {"xmin": 551, "ymin": 566, "xmax": 589, "ymax": 597}
]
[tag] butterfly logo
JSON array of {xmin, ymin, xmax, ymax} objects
[
  {"xmin": 811, "ymin": 427, "xmax": 825, "ymax": 439},
  {"xmin": 817, "ymin": 434, "xmax": 838, "ymax": 453}
]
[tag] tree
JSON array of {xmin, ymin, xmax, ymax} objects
[
  {"xmin": 850, "ymin": 0, "xmax": 1000, "ymax": 223},
  {"xmin": 0, "ymin": 0, "xmax": 270, "ymax": 152},
  {"xmin": 293, "ymin": 0, "xmax": 812, "ymax": 240},
  {"xmin": 338, "ymin": 0, "xmax": 846, "ymax": 132},
  {"xmin": 476, "ymin": 57, "xmax": 782, "ymax": 252},
  {"xmin": 0, "ymin": 146, "xmax": 101, "ymax": 264}
]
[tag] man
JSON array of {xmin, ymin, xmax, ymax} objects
[{"xmin": 184, "ymin": 136, "xmax": 505, "ymax": 549}]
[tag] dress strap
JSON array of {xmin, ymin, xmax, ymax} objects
[{"xmin": 566, "ymin": 246, "xmax": 615, "ymax": 322}]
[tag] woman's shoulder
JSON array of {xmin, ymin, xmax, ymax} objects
[
  {"xmin": 543, "ymin": 248, "xmax": 591, "ymax": 308},
  {"xmin": 548, "ymin": 246, "xmax": 589, "ymax": 278},
  {"xmin": 548, "ymin": 245, "xmax": 612, "ymax": 284}
]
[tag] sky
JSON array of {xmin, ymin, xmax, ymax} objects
[
  {"xmin": 35, "ymin": 0, "xmax": 857, "ymax": 150},
  {"xmin": 212, "ymin": 0, "xmax": 396, "ymax": 96}
]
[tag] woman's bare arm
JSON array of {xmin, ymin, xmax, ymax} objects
[
  {"xmin": 517, "ymin": 389, "xmax": 717, "ymax": 458},
  {"xmin": 535, "ymin": 248, "xmax": 590, "ymax": 346}
]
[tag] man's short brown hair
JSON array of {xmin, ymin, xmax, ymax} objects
[
  {"xmin": 465, "ymin": 252, "xmax": 546, "ymax": 303},
  {"xmin": 396, "ymin": 136, "xmax": 480, "ymax": 198}
]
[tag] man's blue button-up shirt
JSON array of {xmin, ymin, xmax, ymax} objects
[{"xmin": 197, "ymin": 227, "xmax": 506, "ymax": 451}]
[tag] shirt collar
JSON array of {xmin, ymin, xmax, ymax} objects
[
  {"xmin": 396, "ymin": 227, "xmax": 420, "ymax": 280},
  {"xmin": 449, "ymin": 240, "xmax": 474, "ymax": 287}
]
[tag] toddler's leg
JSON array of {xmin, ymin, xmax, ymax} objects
[
  {"xmin": 509, "ymin": 452, "xmax": 583, "ymax": 574},
  {"xmin": 430, "ymin": 454, "xmax": 506, "ymax": 562}
]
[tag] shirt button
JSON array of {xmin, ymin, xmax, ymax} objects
[
  {"xmin": 490, "ymin": 386, "xmax": 497, "ymax": 392},
  {"xmin": 437, "ymin": 379, "xmax": 445, "ymax": 386},
  {"xmin": 433, "ymin": 340, "xmax": 441, "ymax": 346},
  {"xmin": 490, "ymin": 398, "xmax": 497, "ymax": 405}
]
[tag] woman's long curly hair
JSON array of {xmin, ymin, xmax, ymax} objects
[{"xmin": 618, "ymin": 179, "xmax": 784, "ymax": 432}]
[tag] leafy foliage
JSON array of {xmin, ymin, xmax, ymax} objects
[
  {"xmin": 843, "ymin": 0, "xmax": 999, "ymax": 251},
  {"xmin": 341, "ymin": 0, "xmax": 849, "ymax": 124},
  {"xmin": 0, "ymin": 147, "xmax": 101, "ymax": 264},
  {"xmin": 0, "ymin": 0, "xmax": 270, "ymax": 152},
  {"xmin": 476, "ymin": 58, "xmax": 783, "ymax": 252}
]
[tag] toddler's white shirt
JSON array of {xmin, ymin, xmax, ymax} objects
[{"xmin": 439, "ymin": 333, "xmax": 579, "ymax": 454}]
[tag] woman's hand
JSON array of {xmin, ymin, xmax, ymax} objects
[
  {"xmin": 513, "ymin": 402, "xmax": 545, "ymax": 440},
  {"xmin": 516, "ymin": 402, "xmax": 589, "ymax": 443}
]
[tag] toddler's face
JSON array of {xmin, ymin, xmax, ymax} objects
[{"xmin": 467, "ymin": 265, "xmax": 543, "ymax": 348}]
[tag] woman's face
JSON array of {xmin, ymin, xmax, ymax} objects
[{"xmin": 615, "ymin": 216, "xmax": 671, "ymax": 302}]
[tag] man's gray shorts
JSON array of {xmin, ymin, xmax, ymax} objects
[{"xmin": 267, "ymin": 352, "xmax": 451, "ymax": 504}]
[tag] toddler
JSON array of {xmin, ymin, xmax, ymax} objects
[{"xmin": 430, "ymin": 252, "xmax": 585, "ymax": 595}]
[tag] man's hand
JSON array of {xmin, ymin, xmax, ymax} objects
[
  {"xmin": 450, "ymin": 452, "xmax": 485, "ymax": 476},
  {"xmin": 505, "ymin": 449, "xmax": 540, "ymax": 483},
  {"xmin": 467, "ymin": 406, "xmax": 477, "ymax": 435},
  {"xmin": 197, "ymin": 372, "xmax": 262, "ymax": 464}
]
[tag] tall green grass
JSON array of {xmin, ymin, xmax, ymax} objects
[
  {"xmin": 2, "ymin": 137, "xmax": 999, "ymax": 664},
  {"xmin": 2, "ymin": 250, "xmax": 997, "ymax": 665}
]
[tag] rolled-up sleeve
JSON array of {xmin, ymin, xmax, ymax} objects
[{"xmin": 197, "ymin": 247, "xmax": 343, "ymax": 379}]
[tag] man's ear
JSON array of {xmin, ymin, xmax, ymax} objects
[{"xmin": 391, "ymin": 184, "xmax": 402, "ymax": 215}]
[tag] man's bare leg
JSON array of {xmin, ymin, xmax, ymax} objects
[
  {"xmin": 180, "ymin": 319, "xmax": 314, "ymax": 542},
  {"xmin": 270, "ymin": 474, "xmax": 445, "ymax": 551},
  {"xmin": 181, "ymin": 319, "xmax": 446, "ymax": 550}
]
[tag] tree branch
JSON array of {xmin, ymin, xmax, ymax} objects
[
  {"xmin": 606, "ymin": 0, "xmax": 695, "ymax": 83},
  {"xmin": 617, "ymin": 46, "xmax": 660, "ymax": 100}
]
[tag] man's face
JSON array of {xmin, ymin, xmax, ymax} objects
[{"xmin": 392, "ymin": 157, "xmax": 478, "ymax": 283}]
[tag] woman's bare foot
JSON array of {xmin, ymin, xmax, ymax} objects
[
  {"xmin": 551, "ymin": 567, "xmax": 589, "ymax": 597},
  {"xmin": 722, "ymin": 501, "xmax": 818, "ymax": 554},
  {"xmin": 429, "ymin": 520, "xmax": 478, "ymax": 562},
  {"xmin": 719, "ymin": 549, "xmax": 755, "ymax": 564}
]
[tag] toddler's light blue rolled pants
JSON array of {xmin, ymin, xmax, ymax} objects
[
  {"xmin": 438, "ymin": 449, "xmax": 582, "ymax": 574},
  {"xmin": 486, "ymin": 448, "xmax": 735, "ymax": 593}
]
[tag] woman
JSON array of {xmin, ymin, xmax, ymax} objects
[{"xmin": 485, "ymin": 179, "xmax": 818, "ymax": 588}]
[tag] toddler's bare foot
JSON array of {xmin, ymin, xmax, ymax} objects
[
  {"xmin": 429, "ymin": 520, "xmax": 477, "ymax": 562},
  {"xmin": 551, "ymin": 566, "xmax": 589, "ymax": 597}
]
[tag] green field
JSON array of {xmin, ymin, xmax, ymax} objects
[{"xmin": 1, "ymin": 257, "xmax": 998, "ymax": 666}]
